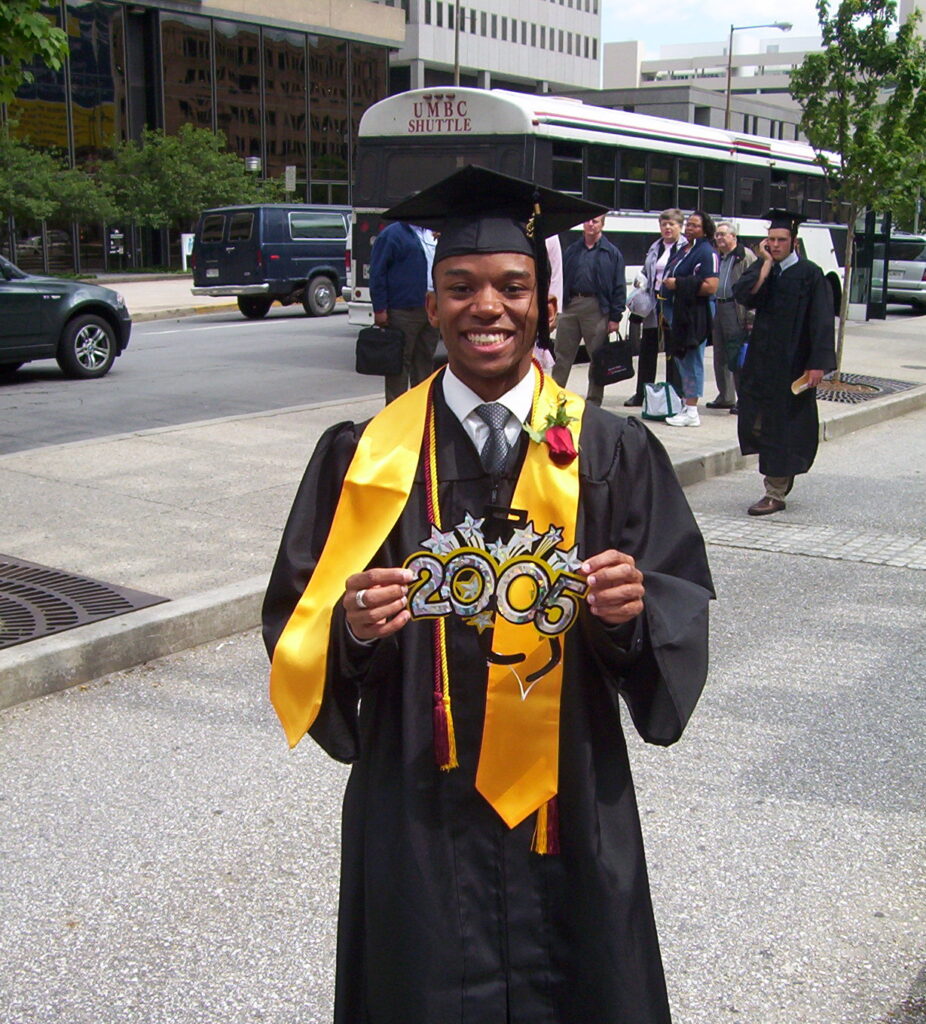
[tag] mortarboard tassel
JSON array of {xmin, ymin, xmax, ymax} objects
[{"xmin": 531, "ymin": 795, "xmax": 560, "ymax": 855}]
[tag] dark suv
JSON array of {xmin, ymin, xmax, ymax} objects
[
  {"xmin": 190, "ymin": 203, "xmax": 350, "ymax": 319},
  {"xmin": 0, "ymin": 255, "xmax": 131, "ymax": 378}
]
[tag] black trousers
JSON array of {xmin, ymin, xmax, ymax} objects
[{"xmin": 632, "ymin": 325, "xmax": 682, "ymax": 399}]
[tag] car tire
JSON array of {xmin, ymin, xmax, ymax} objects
[
  {"xmin": 303, "ymin": 275, "xmax": 337, "ymax": 316},
  {"xmin": 0, "ymin": 362, "xmax": 24, "ymax": 375},
  {"xmin": 56, "ymin": 315, "xmax": 117, "ymax": 379},
  {"xmin": 238, "ymin": 296, "xmax": 273, "ymax": 319}
]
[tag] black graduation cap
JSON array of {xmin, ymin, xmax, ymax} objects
[
  {"xmin": 382, "ymin": 165, "xmax": 609, "ymax": 348},
  {"xmin": 765, "ymin": 208, "xmax": 807, "ymax": 235}
]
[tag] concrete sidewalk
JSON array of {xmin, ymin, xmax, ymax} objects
[{"xmin": 2, "ymin": 279, "xmax": 924, "ymax": 708}]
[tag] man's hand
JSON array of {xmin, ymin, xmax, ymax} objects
[
  {"xmin": 756, "ymin": 238, "xmax": 773, "ymax": 262},
  {"xmin": 373, "ymin": 311, "xmax": 389, "ymax": 327},
  {"xmin": 607, "ymin": 320, "xmax": 621, "ymax": 334},
  {"xmin": 806, "ymin": 368, "xmax": 826, "ymax": 388},
  {"xmin": 663, "ymin": 277, "xmax": 676, "ymax": 291},
  {"xmin": 343, "ymin": 567, "xmax": 413, "ymax": 642},
  {"xmin": 580, "ymin": 550, "xmax": 644, "ymax": 626}
]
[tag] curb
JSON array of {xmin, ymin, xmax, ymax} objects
[
  {"xmin": 0, "ymin": 577, "xmax": 265, "ymax": 712},
  {"xmin": 3, "ymin": 383, "xmax": 924, "ymax": 713},
  {"xmin": 133, "ymin": 302, "xmax": 239, "ymax": 322}
]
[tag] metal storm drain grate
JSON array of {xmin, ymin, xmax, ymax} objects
[
  {"xmin": 817, "ymin": 373, "xmax": 919, "ymax": 404},
  {"xmin": 0, "ymin": 555, "xmax": 167, "ymax": 650}
]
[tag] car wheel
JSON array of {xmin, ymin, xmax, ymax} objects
[
  {"xmin": 237, "ymin": 296, "xmax": 273, "ymax": 319},
  {"xmin": 56, "ymin": 315, "xmax": 117, "ymax": 379},
  {"xmin": 303, "ymin": 276, "xmax": 336, "ymax": 316},
  {"xmin": 0, "ymin": 362, "xmax": 24, "ymax": 375}
]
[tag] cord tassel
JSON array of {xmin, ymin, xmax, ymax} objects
[{"xmin": 531, "ymin": 795, "xmax": 560, "ymax": 855}]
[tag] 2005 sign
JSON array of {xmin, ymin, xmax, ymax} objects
[{"xmin": 403, "ymin": 548, "xmax": 588, "ymax": 636}]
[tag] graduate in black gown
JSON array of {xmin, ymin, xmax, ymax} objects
[
  {"xmin": 263, "ymin": 167, "xmax": 714, "ymax": 1024},
  {"xmin": 733, "ymin": 209, "xmax": 837, "ymax": 516}
]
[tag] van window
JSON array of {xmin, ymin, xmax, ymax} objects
[
  {"xmin": 228, "ymin": 212, "xmax": 254, "ymax": 241},
  {"xmin": 201, "ymin": 214, "xmax": 226, "ymax": 242},
  {"xmin": 289, "ymin": 212, "xmax": 347, "ymax": 240},
  {"xmin": 888, "ymin": 239, "xmax": 926, "ymax": 261}
]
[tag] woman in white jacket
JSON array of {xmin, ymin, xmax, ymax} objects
[{"xmin": 624, "ymin": 209, "xmax": 686, "ymax": 406}]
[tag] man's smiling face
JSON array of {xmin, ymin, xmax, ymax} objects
[{"xmin": 427, "ymin": 251, "xmax": 551, "ymax": 401}]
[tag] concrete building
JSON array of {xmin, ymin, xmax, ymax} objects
[
  {"xmin": 601, "ymin": 33, "xmax": 822, "ymax": 137},
  {"xmin": 369, "ymin": 0, "xmax": 601, "ymax": 92}
]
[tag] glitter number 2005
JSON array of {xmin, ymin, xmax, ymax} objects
[{"xmin": 405, "ymin": 550, "xmax": 587, "ymax": 636}]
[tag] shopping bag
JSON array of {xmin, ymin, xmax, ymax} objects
[
  {"xmin": 642, "ymin": 382, "xmax": 683, "ymax": 420},
  {"xmin": 355, "ymin": 325, "xmax": 404, "ymax": 376},
  {"xmin": 590, "ymin": 335, "xmax": 635, "ymax": 387}
]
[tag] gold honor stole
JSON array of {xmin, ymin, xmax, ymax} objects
[{"xmin": 270, "ymin": 365, "xmax": 584, "ymax": 830}]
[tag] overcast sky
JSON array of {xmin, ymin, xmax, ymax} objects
[{"xmin": 600, "ymin": 0, "xmax": 823, "ymax": 57}]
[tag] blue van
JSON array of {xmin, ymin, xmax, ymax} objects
[{"xmin": 191, "ymin": 204, "xmax": 350, "ymax": 319}]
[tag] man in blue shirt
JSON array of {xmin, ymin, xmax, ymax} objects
[
  {"xmin": 370, "ymin": 221, "xmax": 439, "ymax": 403},
  {"xmin": 552, "ymin": 215, "xmax": 626, "ymax": 406}
]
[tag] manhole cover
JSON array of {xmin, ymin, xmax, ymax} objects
[
  {"xmin": 0, "ymin": 556, "xmax": 167, "ymax": 650},
  {"xmin": 817, "ymin": 373, "xmax": 919, "ymax": 404}
]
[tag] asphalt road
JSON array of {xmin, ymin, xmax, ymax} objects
[
  {"xmin": 1, "ymin": 409, "xmax": 923, "ymax": 1023},
  {"xmin": 1, "ymin": 303, "xmax": 922, "ymax": 456},
  {"xmin": 0, "ymin": 307, "xmax": 378, "ymax": 454}
]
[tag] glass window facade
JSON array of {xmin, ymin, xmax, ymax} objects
[{"xmin": 213, "ymin": 20, "xmax": 262, "ymax": 160}]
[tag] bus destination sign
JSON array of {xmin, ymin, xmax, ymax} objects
[{"xmin": 407, "ymin": 98, "xmax": 472, "ymax": 134}]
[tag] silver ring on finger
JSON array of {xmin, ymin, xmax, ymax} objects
[{"xmin": 355, "ymin": 588, "xmax": 368, "ymax": 610}]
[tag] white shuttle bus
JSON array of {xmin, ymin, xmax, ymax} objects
[{"xmin": 346, "ymin": 88, "xmax": 846, "ymax": 324}]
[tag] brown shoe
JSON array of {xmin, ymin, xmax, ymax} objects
[{"xmin": 748, "ymin": 496, "xmax": 786, "ymax": 516}]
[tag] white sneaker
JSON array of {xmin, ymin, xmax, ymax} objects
[{"xmin": 665, "ymin": 406, "xmax": 700, "ymax": 427}]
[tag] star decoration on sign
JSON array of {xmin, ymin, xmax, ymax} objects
[
  {"xmin": 422, "ymin": 525, "xmax": 460, "ymax": 556},
  {"xmin": 509, "ymin": 521, "xmax": 542, "ymax": 555},
  {"xmin": 455, "ymin": 575, "xmax": 482, "ymax": 601},
  {"xmin": 464, "ymin": 609, "xmax": 495, "ymax": 634},
  {"xmin": 549, "ymin": 544, "xmax": 583, "ymax": 573},
  {"xmin": 488, "ymin": 538, "xmax": 511, "ymax": 562},
  {"xmin": 457, "ymin": 512, "xmax": 486, "ymax": 549}
]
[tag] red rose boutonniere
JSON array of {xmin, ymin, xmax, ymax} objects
[{"xmin": 523, "ymin": 392, "xmax": 578, "ymax": 466}]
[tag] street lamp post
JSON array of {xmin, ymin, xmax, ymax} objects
[
  {"xmin": 453, "ymin": 0, "xmax": 461, "ymax": 86},
  {"xmin": 724, "ymin": 21, "xmax": 792, "ymax": 131}
]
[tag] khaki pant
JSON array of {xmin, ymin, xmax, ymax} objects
[
  {"xmin": 764, "ymin": 475, "xmax": 794, "ymax": 501},
  {"xmin": 552, "ymin": 295, "xmax": 608, "ymax": 406},
  {"xmin": 384, "ymin": 307, "xmax": 439, "ymax": 404}
]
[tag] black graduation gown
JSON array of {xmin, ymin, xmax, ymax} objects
[
  {"xmin": 263, "ymin": 386, "xmax": 714, "ymax": 1024},
  {"xmin": 733, "ymin": 257, "xmax": 836, "ymax": 478}
]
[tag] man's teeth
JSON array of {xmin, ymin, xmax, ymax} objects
[{"xmin": 466, "ymin": 332, "xmax": 508, "ymax": 346}]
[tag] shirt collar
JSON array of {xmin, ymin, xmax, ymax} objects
[
  {"xmin": 442, "ymin": 364, "xmax": 535, "ymax": 445},
  {"xmin": 778, "ymin": 250, "xmax": 799, "ymax": 273}
]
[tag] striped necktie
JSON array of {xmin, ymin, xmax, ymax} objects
[{"xmin": 475, "ymin": 402, "xmax": 511, "ymax": 475}]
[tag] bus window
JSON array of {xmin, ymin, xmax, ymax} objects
[
  {"xmin": 678, "ymin": 159, "xmax": 699, "ymax": 212},
  {"xmin": 649, "ymin": 153, "xmax": 674, "ymax": 211},
  {"xmin": 787, "ymin": 173, "xmax": 806, "ymax": 213},
  {"xmin": 806, "ymin": 177, "xmax": 823, "ymax": 220},
  {"xmin": 553, "ymin": 141, "xmax": 583, "ymax": 196},
  {"xmin": 618, "ymin": 150, "xmax": 646, "ymax": 211},
  {"xmin": 587, "ymin": 145, "xmax": 616, "ymax": 208},
  {"xmin": 770, "ymin": 169, "xmax": 789, "ymax": 210},
  {"xmin": 738, "ymin": 175, "xmax": 767, "ymax": 217},
  {"xmin": 702, "ymin": 160, "xmax": 725, "ymax": 215},
  {"xmin": 378, "ymin": 145, "xmax": 522, "ymax": 206}
]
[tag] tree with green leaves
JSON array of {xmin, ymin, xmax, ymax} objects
[
  {"xmin": 0, "ymin": 130, "xmax": 115, "ymax": 254},
  {"xmin": 0, "ymin": 0, "xmax": 69, "ymax": 106},
  {"xmin": 99, "ymin": 124, "xmax": 283, "ymax": 238},
  {"xmin": 790, "ymin": 0, "xmax": 926, "ymax": 368}
]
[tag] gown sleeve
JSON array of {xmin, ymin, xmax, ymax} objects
[
  {"xmin": 585, "ymin": 416, "xmax": 714, "ymax": 746},
  {"xmin": 262, "ymin": 420, "xmax": 393, "ymax": 762}
]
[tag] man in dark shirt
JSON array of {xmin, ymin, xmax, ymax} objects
[
  {"xmin": 552, "ymin": 215, "xmax": 626, "ymax": 406},
  {"xmin": 369, "ymin": 220, "xmax": 439, "ymax": 404}
]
